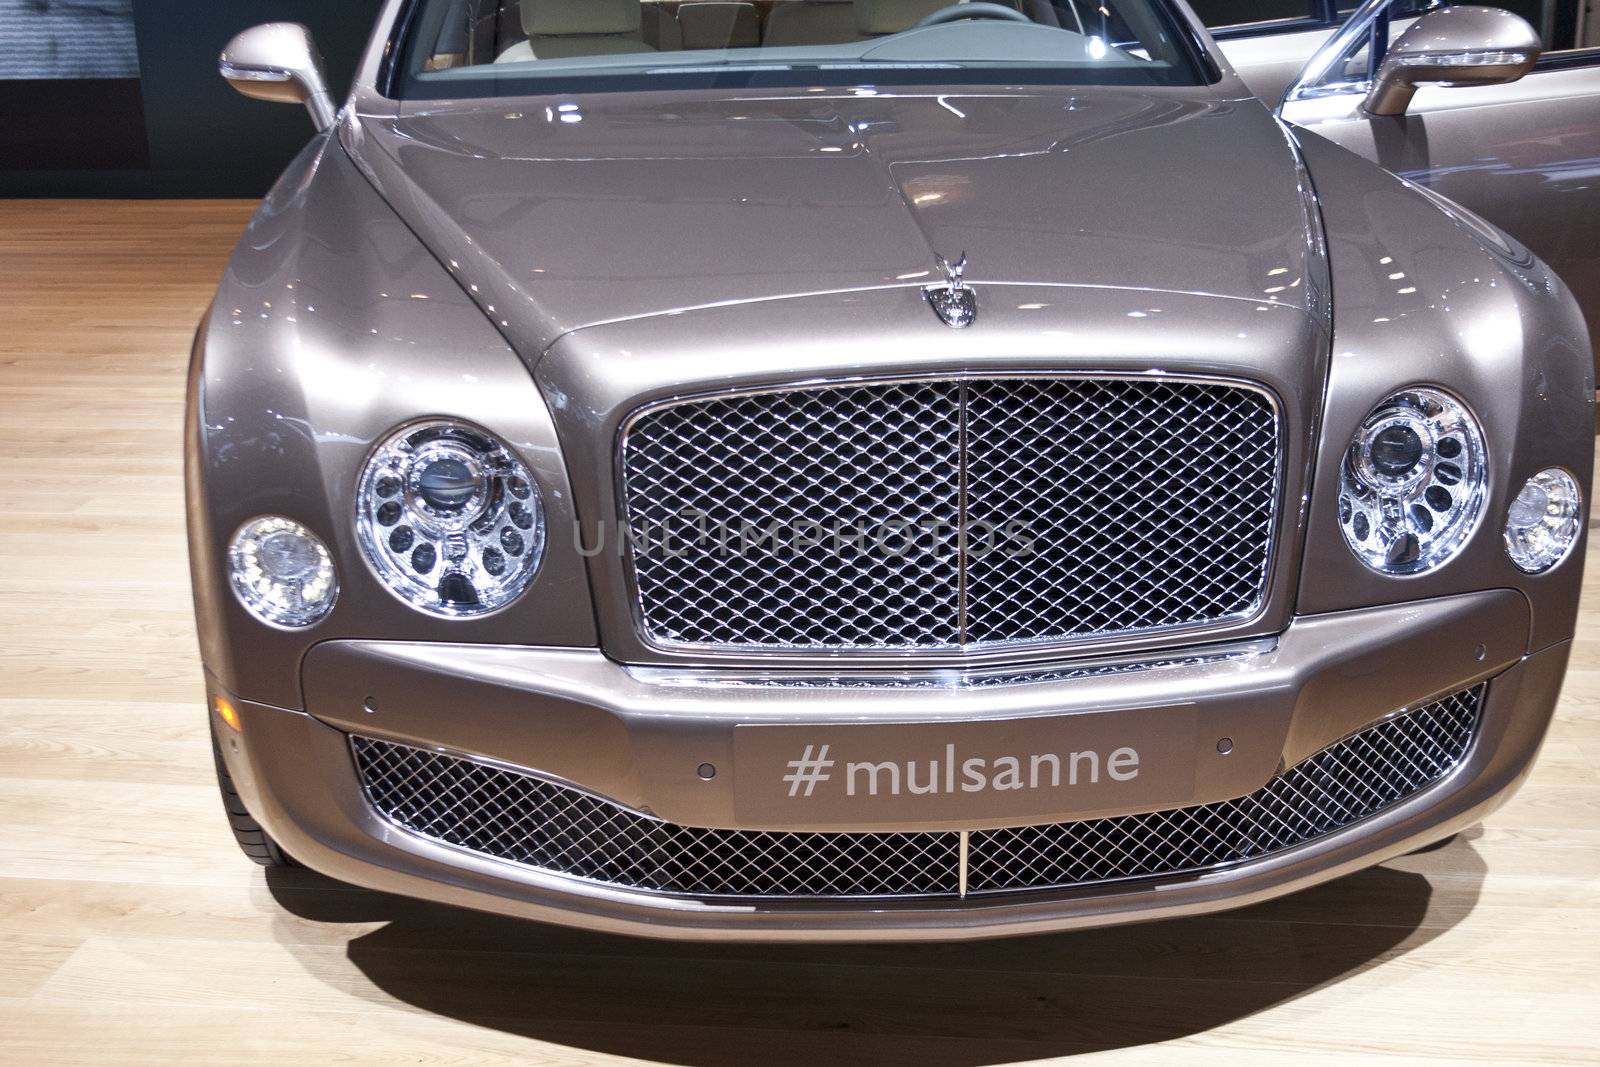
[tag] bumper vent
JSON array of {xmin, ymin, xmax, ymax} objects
[
  {"xmin": 351, "ymin": 685, "xmax": 1483, "ymax": 901},
  {"xmin": 619, "ymin": 376, "xmax": 1280, "ymax": 651}
]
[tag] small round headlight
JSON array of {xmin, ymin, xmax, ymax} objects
[
  {"xmin": 228, "ymin": 516, "xmax": 338, "ymax": 628},
  {"xmin": 357, "ymin": 420, "xmax": 545, "ymax": 616},
  {"xmin": 1338, "ymin": 387, "xmax": 1487, "ymax": 575},
  {"xmin": 1504, "ymin": 468, "xmax": 1582, "ymax": 573}
]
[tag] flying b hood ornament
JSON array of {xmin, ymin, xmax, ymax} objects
[{"xmin": 925, "ymin": 253, "xmax": 976, "ymax": 329}]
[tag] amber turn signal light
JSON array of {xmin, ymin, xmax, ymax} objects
[{"xmin": 214, "ymin": 694, "xmax": 243, "ymax": 733}]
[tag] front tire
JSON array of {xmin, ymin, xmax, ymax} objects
[{"xmin": 212, "ymin": 736, "xmax": 295, "ymax": 867}]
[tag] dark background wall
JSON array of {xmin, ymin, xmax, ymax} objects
[{"xmin": 1, "ymin": 0, "xmax": 385, "ymax": 197}]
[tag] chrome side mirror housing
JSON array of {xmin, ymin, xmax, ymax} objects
[
  {"xmin": 219, "ymin": 23, "xmax": 337, "ymax": 131},
  {"xmin": 1364, "ymin": 5, "xmax": 1541, "ymax": 116}
]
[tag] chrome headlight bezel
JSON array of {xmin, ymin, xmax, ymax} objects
[
  {"xmin": 356, "ymin": 419, "xmax": 546, "ymax": 617},
  {"xmin": 228, "ymin": 515, "xmax": 339, "ymax": 629},
  {"xmin": 1337, "ymin": 386, "xmax": 1488, "ymax": 576},
  {"xmin": 1504, "ymin": 467, "xmax": 1583, "ymax": 574}
]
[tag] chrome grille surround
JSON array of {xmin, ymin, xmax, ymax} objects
[
  {"xmin": 350, "ymin": 684, "xmax": 1483, "ymax": 902},
  {"xmin": 617, "ymin": 375, "xmax": 1281, "ymax": 654}
]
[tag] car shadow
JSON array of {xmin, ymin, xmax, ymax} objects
[{"xmin": 266, "ymin": 830, "xmax": 1485, "ymax": 1065}]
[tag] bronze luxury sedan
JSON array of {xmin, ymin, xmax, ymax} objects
[{"xmin": 190, "ymin": 0, "xmax": 1594, "ymax": 939}]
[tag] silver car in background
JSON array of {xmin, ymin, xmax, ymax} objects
[
  {"xmin": 191, "ymin": 0, "xmax": 1593, "ymax": 939},
  {"xmin": 1214, "ymin": 0, "xmax": 1600, "ymax": 362}
]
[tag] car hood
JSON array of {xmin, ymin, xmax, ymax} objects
[{"xmin": 347, "ymin": 86, "xmax": 1323, "ymax": 358}]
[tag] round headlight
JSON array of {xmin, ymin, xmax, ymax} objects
[
  {"xmin": 1504, "ymin": 467, "xmax": 1582, "ymax": 573},
  {"xmin": 1338, "ymin": 387, "xmax": 1487, "ymax": 575},
  {"xmin": 357, "ymin": 420, "xmax": 545, "ymax": 616},
  {"xmin": 228, "ymin": 516, "xmax": 338, "ymax": 628}
]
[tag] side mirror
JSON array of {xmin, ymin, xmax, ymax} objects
[
  {"xmin": 1364, "ymin": 5, "xmax": 1540, "ymax": 116},
  {"xmin": 220, "ymin": 23, "xmax": 337, "ymax": 131}
]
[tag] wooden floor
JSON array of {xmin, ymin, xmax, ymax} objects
[{"xmin": 2, "ymin": 199, "xmax": 1598, "ymax": 1066}]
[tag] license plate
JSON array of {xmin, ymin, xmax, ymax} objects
[{"xmin": 733, "ymin": 707, "xmax": 1200, "ymax": 830}]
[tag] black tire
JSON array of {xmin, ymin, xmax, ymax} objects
[{"xmin": 212, "ymin": 735, "xmax": 295, "ymax": 867}]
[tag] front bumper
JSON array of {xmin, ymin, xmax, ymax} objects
[{"xmin": 216, "ymin": 589, "xmax": 1567, "ymax": 941}]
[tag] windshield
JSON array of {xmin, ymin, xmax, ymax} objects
[{"xmin": 395, "ymin": 0, "xmax": 1212, "ymax": 98}]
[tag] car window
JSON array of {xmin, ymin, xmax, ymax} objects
[
  {"xmin": 397, "ymin": 0, "xmax": 1213, "ymax": 97},
  {"xmin": 1187, "ymin": 0, "xmax": 1317, "ymax": 30}
]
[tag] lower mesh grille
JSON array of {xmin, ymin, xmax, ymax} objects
[
  {"xmin": 354, "ymin": 743, "xmax": 959, "ymax": 896},
  {"xmin": 351, "ymin": 684, "xmax": 1482, "ymax": 900},
  {"xmin": 968, "ymin": 686, "xmax": 1481, "ymax": 892}
]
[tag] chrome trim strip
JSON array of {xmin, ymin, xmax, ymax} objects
[
  {"xmin": 624, "ymin": 637, "xmax": 1276, "ymax": 690},
  {"xmin": 956, "ymin": 378, "xmax": 971, "ymax": 644}
]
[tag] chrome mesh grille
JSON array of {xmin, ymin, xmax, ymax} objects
[
  {"xmin": 962, "ymin": 379, "xmax": 1278, "ymax": 644},
  {"xmin": 619, "ymin": 377, "xmax": 1279, "ymax": 651},
  {"xmin": 353, "ymin": 741, "xmax": 959, "ymax": 896},
  {"xmin": 351, "ymin": 684, "xmax": 1482, "ymax": 901},
  {"xmin": 622, "ymin": 381, "xmax": 963, "ymax": 648},
  {"xmin": 966, "ymin": 685, "xmax": 1482, "ymax": 893}
]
